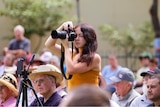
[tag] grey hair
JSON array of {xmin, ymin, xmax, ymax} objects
[
  {"xmin": 47, "ymin": 75, "xmax": 57, "ymax": 86},
  {"xmin": 14, "ymin": 25, "xmax": 25, "ymax": 33}
]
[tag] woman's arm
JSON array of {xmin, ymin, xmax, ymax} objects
[
  {"xmin": 64, "ymin": 48, "xmax": 101, "ymax": 74},
  {"xmin": 45, "ymin": 21, "xmax": 73, "ymax": 57},
  {"xmin": 45, "ymin": 36, "xmax": 61, "ymax": 57}
]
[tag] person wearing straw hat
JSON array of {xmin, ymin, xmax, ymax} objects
[
  {"xmin": 29, "ymin": 64, "xmax": 63, "ymax": 106},
  {"xmin": 0, "ymin": 73, "xmax": 18, "ymax": 107}
]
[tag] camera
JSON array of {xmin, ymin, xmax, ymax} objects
[
  {"xmin": 51, "ymin": 29, "xmax": 77, "ymax": 41},
  {"xmin": 16, "ymin": 54, "xmax": 35, "ymax": 76},
  {"xmin": 17, "ymin": 58, "xmax": 25, "ymax": 75}
]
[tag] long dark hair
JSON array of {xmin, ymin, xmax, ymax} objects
[{"xmin": 74, "ymin": 23, "xmax": 98, "ymax": 66}]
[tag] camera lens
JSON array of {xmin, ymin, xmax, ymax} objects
[{"xmin": 51, "ymin": 30, "xmax": 67, "ymax": 39}]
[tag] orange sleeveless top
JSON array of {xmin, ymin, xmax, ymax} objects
[{"xmin": 67, "ymin": 70, "xmax": 99, "ymax": 92}]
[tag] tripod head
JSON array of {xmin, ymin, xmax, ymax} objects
[{"xmin": 17, "ymin": 54, "xmax": 35, "ymax": 78}]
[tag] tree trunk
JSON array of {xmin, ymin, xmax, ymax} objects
[
  {"xmin": 150, "ymin": 0, "xmax": 160, "ymax": 37},
  {"xmin": 33, "ymin": 36, "xmax": 42, "ymax": 53}
]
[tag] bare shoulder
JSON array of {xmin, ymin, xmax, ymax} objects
[
  {"xmin": 93, "ymin": 53, "xmax": 101, "ymax": 62},
  {"xmin": 92, "ymin": 53, "xmax": 101, "ymax": 71}
]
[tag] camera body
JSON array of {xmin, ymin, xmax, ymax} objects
[
  {"xmin": 17, "ymin": 58, "xmax": 25, "ymax": 75},
  {"xmin": 51, "ymin": 29, "xmax": 77, "ymax": 41}
]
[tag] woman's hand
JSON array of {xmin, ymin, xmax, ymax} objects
[
  {"xmin": 60, "ymin": 21, "xmax": 73, "ymax": 48},
  {"xmin": 62, "ymin": 21, "xmax": 74, "ymax": 31}
]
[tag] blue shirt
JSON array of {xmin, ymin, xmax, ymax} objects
[
  {"xmin": 102, "ymin": 65, "xmax": 121, "ymax": 84},
  {"xmin": 8, "ymin": 37, "xmax": 30, "ymax": 53},
  {"xmin": 29, "ymin": 92, "xmax": 62, "ymax": 106},
  {"xmin": 154, "ymin": 38, "xmax": 160, "ymax": 66},
  {"xmin": 154, "ymin": 38, "xmax": 160, "ymax": 50}
]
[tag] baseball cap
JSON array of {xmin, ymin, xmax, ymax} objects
[
  {"xmin": 139, "ymin": 52, "xmax": 152, "ymax": 60},
  {"xmin": 140, "ymin": 68, "xmax": 160, "ymax": 76},
  {"xmin": 110, "ymin": 67, "xmax": 135, "ymax": 83}
]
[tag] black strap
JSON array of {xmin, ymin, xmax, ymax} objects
[{"xmin": 60, "ymin": 44, "xmax": 72, "ymax": 80}]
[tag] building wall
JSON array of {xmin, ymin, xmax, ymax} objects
[
  {"xmin": 78, "ymin": 0, "xmax": 157, "ymax": 53},
  {"xmin": 72, "ymin": 0, "xmax": 160, "ymax": 69},
  {"xmin": 0, "ymin": 0, "xmax": 159, "ymax": 68}
]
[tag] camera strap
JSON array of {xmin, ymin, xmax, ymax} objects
[{"xmin": 60, "ymin": 44, "xmax": 72, "ymax": 80}]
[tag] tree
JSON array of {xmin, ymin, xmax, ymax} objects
[
  {"xmin": 99, "ymin": 21, "xmax": 154, "ymax": 69},
  {"xmin": 0, "ymin": 0, "xmax": 73, "ymax": 52},
  {"xmin": 150, "ymin": 0, "xmax": 160, "ymax": 67},
  {"xmin": 150, "ymin": 0, "xmax": 160, "ymax": 38}
]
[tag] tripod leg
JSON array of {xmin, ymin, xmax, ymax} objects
[
  {"xmin": 16, "ymin": 80, "xmax": 23, "ymax": 107},
  {"xmin": 27, "ymin": 79, "xmax": 43, "ymax": 106},
  {"xmin": 22, "ymin": 80, "xmax": 28, "ymax": 106}
]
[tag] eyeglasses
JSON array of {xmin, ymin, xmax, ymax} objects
[
  {"xmin": 33, "ymin": 78, "xmax": 45, "ymax": 85},
  {"xmin": 0, "ymin": 85, "xmax": 6, "ymax": 90},
  {"xmin": 1, "ymin": 74, "xmax": 17, "ymax": 88}
]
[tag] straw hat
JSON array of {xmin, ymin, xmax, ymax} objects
[
  {"xmin": 0, "ymin": 73, "xmax": 18, "ymax": 97},
  {"xmin": 29, "ymin": 64, "xmax": 63, "ymax": 84}
]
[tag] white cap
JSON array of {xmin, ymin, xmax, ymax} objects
[{"xmin": 40, "ymin": 51, "xmax": 52, "ymax": 63}]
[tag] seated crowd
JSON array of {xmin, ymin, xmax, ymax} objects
[
  {"xmin": 0, "ymin": 50, "xmax": 159, "ymax": 107},
  {"xmin": 0, "ymin": 24, "xmax": 160, "ymax": 107}
]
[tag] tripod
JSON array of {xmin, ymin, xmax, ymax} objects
[{"xmin": 16, "ymin": 55, "xmax": 43, "ymax": 107}]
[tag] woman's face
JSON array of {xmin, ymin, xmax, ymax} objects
[{"xmin": 74, "ymin": 27, "xmax": 86, "ymax": 48}]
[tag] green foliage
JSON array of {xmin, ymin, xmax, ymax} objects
[
  {"xmin": 99, "ymin": 21, "xmax": 154, "ymax": 56},
  {"xmin": 0, "ymin": 0, "xmax": 73, "ymax": 38},
  {"xmin": 99, "ymin": 21, "xmax": 154, "ymax": 69}
]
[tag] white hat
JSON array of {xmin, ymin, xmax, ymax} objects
[{"xmin": 40, "ymin": 51, "xmax": 52, "ymax": 63}]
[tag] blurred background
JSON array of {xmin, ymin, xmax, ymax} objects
[{"xmin": 0, "ymin": 0, "xmax": 159, "ymax": 70}]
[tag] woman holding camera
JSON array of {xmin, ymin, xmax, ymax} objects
[{"xmin": 45, "ymin": 21, "xmax": 101, "ymax": 92}]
